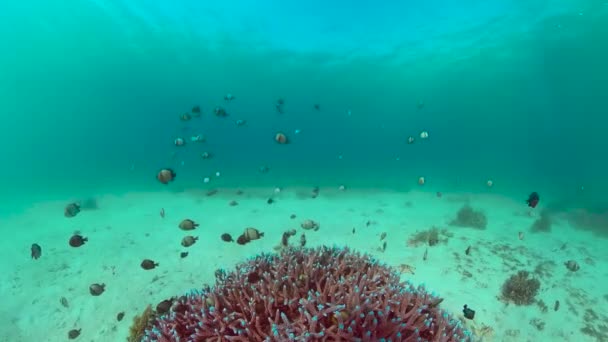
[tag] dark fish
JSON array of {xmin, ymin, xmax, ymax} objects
[
  {"xmin": 68, "ymin": 329, "xmax": 81, "ymax": 339},
  {"xmin": 69, "ymin": 234, "xmax": 87, "ymax": 247},
  {"xmin": 117, "ymin": 312, "xmax": 125, "ymax": 321},
  {"xmin": 314, "ymin": 104, "xmax": 320, "ymax": 111},
  {"xmin": 192, "ymin": 105, "xmax": 201, "ymax": 113},
  {"xmin": 156, "ymin": 299, "xmax": 173, "ymax": 314},
  {"xmin": 526, "ymin": 192, "xmax": 540, "ymax": 208},
  {"xmin": 141, "ymin": 259, "xmax": 158, "ymax": 270},
  {"xmin": 236, "ymin": 234, "xmax": 249, "ymax": 245},
  {"xmin": 267, "ymin": 198, "xmax": 274, "ymax": 204},
  {"xmin": 181, "ymin": 236, "xmax": 198, "ymax": 247},
  {"xmin": 64, "ymin": 203, "xmax": 81, "ymax": 218},
  {"xmin": 89, "ymin": 283, "xmax": 105, "ymax": 296},
  {"xmin": 290, "ymin": 214, "xmax": 296, "ymax": 219},
  {"xmin": 214, "ymin": 106, "xmax": 228, "ymax": 117},
  {"xmin": 220, "ymin": 233, "xmax": 233, "ymax": 242},
  {"xmin": 31, "ymin": 243, "xmax": 42, "ymax": 259},
  {"xmin": 60, "ymin": 297, "xmax": 69, "ymax": 308},
  {"xmin": 180, "ymin": 252, "xmax": 188, "ymax": 258},
  {"xmin": 462, "ymin": 305, "xmax": 475, "ymax": 320},
  {"xmin": 178, "ymin": 219, "xmax": 199, "ymax": 230}
]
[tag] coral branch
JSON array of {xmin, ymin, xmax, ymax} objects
[{"xmin": 142, "ymin": 246, "xmax": 472, "ymax": 341}]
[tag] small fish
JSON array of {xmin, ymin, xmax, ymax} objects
[
  {"xmin": 180, "ymin": 252, "xmax": 188, "ymax": 258},
  {"xmin": 181, "ymin": 236, "xmax": 198, "ymax": 247},
  {"xmin": 178, "ymin": 219, "xmax": 199, "ymax": 230},
  {"xmin": 68, "ymin": 329, "xmax": 81, "ymax": 339},
  {"xmin": 224, "ymin": 93, "xmax": 235, "ymax": 101},
  {"xmin": 235, "ymin": 119, "xmax": 247, "ymax": 126},
  {"xmin": 117, "ymin": 312, "xmax": 125, "ymax": 321},
  {"xmin": 380, "ymin": 232, "xmax": 387, "ymax": 240},
  {"xmin": 160, "ymin": 208, "xmax": 165, "ymax": 218},
  {"xmin": 465, "ymin": 246, "xmax": 471, "ymax": 255},
  {"xmin": 31, "ymin": 243, "xmax": 42, "ymax": 259},
  {"xmin": 554, "ymin": 300, "xmax": 560, "ymax": 311},
  {"xmin": 214, "ymin": 106, "xmax": 228, "ymax": 117},
  {"xmin": 462, "ymin": 305, "xmax": 475, "ymax": 320},
  {"xmin": 352, "ymin": 227, "xmax": 356, "ymax": 234},
  {"xmin": 221, "ymin": 233, "xmax": 233, "ymax": 242},
  {"xmin": 60, "ymin": 297, "xmax": 69, "ymax": 308},
  {"xmin": 191, "ymin": 105, "xmax": 201, "ymax": 114},
  {"xmin": 156, "ymin": 299, "xmax": 174, "ymax": 314},
  {"xmin": 267, "ymin": 198, "xmax": 274, "ymax": 204},
  {"xmin": 69, "ymin": 234, "xmax": 88, "ymax": 247},
  {"xmin": 314, "ymin": 104, "xmax": 320, "ymax": 111},
  {"xmin": 300, "ymin": 233, "xmax": 307, "ymax": 247},
  {"xmin": 526, "ymin": 192, "xmax": 540, "ymax": 208},
  {"xmin": 518, "ymin": 231, "xmax": 524, "ymax": 240},
  {"xmin": 157, "ymin": 168, "xmax": 176, "ymax": 184},
  {"xmin": 423, "ymin": 248, "xmax": 428, "ymax": 261},
  {"xmin": 180, "ymin": 113, "xmax": 192, "ymax": 121},
  {"xmin": 89, "ymin": 283, "xmax": 105, "ymax": 296},
  {"xmin": 64, "ymin": 203, "xmax": 81, "ymax": 218},
  {"xmin": 141, "ymin": 259, "xmax": 159, "ymax": 270}
]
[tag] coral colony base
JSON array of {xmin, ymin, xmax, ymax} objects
[{"xmin": 134, "ymin": 246, "xmax": 472, "ymax": 341}]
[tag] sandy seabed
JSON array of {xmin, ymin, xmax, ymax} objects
[{"xmin": 0, "ymin": 187, "xmax": 606, "ymax": 342}]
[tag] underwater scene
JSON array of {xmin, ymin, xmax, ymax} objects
[{"xmin": 1, "ymin": 0, "xmax": 607, "ymax": 341}]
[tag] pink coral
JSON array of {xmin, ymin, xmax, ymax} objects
[{"xmin": 142, "ymin": 246, "xmax": 471, "ymax": 341}]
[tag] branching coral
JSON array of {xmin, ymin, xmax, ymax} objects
[
  {"xmin": 500, "ymin": 271, "xmax": 541, "ymax": 305},
  {"xmin": 449, "ymin": 205, "xmax": 487, "ymax": 229},
  {"xmin": 141, "ymin": 246, "xmax": 472, "ymax": 341}
]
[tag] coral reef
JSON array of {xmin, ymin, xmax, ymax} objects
[
  {"xmin": 407, "ymin": 227, "xmax": 451, "ymax": 247},
  {"xmin": 141, "ymin": 246, "xmax": 472, "ymax": 341},
  {"xmin": 128, "ymin": 305, "xmax": 155, "ymax": 342},
  {"xmin": 530, "ymin": 210, "xmax": 552, "ymax": 232},
  {"xmin": 500, "ymin": 271, "xmax": 541, "ymax": 305},
  {"xmin": 449, "ymin": 205, "xmax": 487, "ymax": 229}
]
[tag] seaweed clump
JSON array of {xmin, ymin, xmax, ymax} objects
[
  {"xmin": 128, "ymin": 305, "xmax": 156, "ymax": 342},
  {"xmin": 449, "ymin": 205, "xmax": 487, "ymax": 229},
  {"xmin": 500, "ymin": 270, "xmax": 541, "ymax": 305},
  {"xmin": 530, "ymin": 210, "xmax": 552, "ymax": 232}
]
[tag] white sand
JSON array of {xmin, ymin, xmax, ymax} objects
[{"xmin": 0, "ymin": 187, "xmax": 606, "ymax": 341}]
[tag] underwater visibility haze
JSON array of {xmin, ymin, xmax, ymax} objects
[{"xmin": 1, "ymin": 0, "xmax": 607, "ymax": 341}]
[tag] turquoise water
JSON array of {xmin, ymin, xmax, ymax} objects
[
  {"xmin": 1, "ymin": 1, "xmax": 606, "ymax": 211},
  {"xmin": 1, "ymin": 1, "xmax": 607, "ymax": 340}
]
